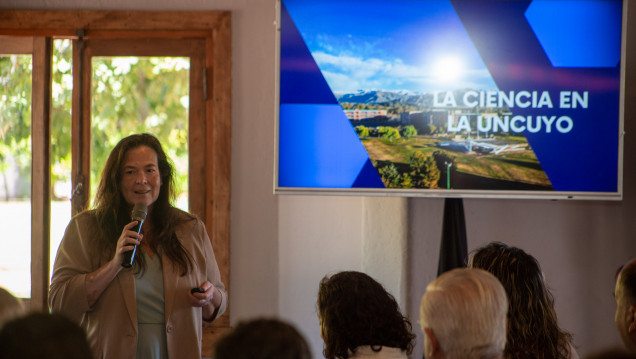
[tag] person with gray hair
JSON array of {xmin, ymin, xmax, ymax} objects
[{"xmin": 420, "ymin": 268, "xmax": 508, "ymax": 359}]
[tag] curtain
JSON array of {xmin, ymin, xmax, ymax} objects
[{"xmin": 437, "ymin": 198, "xmax": 467, "ymax": 276}]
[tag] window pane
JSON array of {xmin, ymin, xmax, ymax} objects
[
  {"xmin": 50, "ymin": 39, "xmax": 73, "ymax": 279},
  {"xmin": 0, "ymin": 54, "xmax": 32, "ymax": 298},
  {"xmin": 91, "ymin": 57, "xmax": 190, "ymax": 210}
]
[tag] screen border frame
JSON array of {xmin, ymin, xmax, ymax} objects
[{"xmin": 273, "ymin": 0, "xmax": 626, "ymax": 201}]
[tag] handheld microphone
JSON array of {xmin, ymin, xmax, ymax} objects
[{"xmin": 121, "ymin": 203, "xmax": 148, "ymax": 268}]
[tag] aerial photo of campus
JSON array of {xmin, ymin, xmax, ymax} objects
[{"xmin": 339, "ymin": 89, "xmax": 552, "ymax": 190}]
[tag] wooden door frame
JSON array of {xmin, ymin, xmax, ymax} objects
[
  {"xmin": 0, "ymin": 35, "xmax": 52, "ymax": 314},
  {"xmin": 0, "ymin": 10, "xmax": 231, "ymax": 355}
]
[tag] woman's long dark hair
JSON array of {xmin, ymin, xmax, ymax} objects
[
  {"xmin": 93, "ymin": 133, "xmax": 193, "ymax": 275},
  {"xmin": 317, "ymin": 271, "xmax": 415, "ymax": 359},
  {"xmin": 470, "ymin": 242, "xmax": 573, "ymax": 359}
]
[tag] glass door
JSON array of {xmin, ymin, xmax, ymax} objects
[
  {"xmin": 73, "ymin": 38, "xmax": 206, "ymax": 218},
  {"xmin": 0, "ymin": 37, "xmax": 34, "ymax": 299}
]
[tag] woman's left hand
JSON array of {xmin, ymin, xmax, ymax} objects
[
  {"xmin": 188, "ymin": 281, "xmax": 215, "ymax": 308},
  {"xmin": 189, "ymin": 281, "xmax": 222, "ymax": 321}
]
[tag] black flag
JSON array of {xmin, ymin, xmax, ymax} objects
[{"xmin": 437, "ymin": 198, "xmax": 468, "ymax": 276}]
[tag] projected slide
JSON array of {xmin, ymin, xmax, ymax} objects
[{"xmin": 277, "ymin": 0, "xmax": 623, "ymax": 197}]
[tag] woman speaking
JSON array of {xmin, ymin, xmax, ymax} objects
[{"xmin": 49, "ymin": 133, "xmax": 227, "ymax": 359}]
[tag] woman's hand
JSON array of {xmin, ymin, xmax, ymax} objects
[
  {"xmin": 113, "ymin": 220, "xmax": 143, "ymax": 264},
  {"xmin": 189, "ymin": 281, "xmax": 222, "ymax": 321},
  {"xmin": 188, "ymin": 281, "xmax": 215, "ymax": 307},
  {"xmin": 85, "ymin": 220, "xmax": 143, "ymax": 307}
]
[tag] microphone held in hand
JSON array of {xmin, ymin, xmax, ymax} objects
[{"xmin": 121, "ymin": 203, "xmax": 148, "ymax": 268}]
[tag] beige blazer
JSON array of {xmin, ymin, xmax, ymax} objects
[{"xmin": 49, "ymin": 210, "xmax": 227, "ymax": 359}]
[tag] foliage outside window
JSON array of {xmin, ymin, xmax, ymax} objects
[{"xmin": 91, "ymin": 56, "xmax": 190, "ymax": 209}]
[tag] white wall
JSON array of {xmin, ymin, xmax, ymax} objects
[
  {"xmin": 3, "ymin": 0, "xmax": 635, "ymax": 358},
  {"xmin": 278, "ymin": 195, "xmax": 364, "ymax": 357},
  {"xmin": 279, "ymin": 196, "xmax": 407, "ymax": 358}
]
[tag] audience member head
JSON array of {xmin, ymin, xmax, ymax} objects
[
  {"xmin": 584, "ymin": 347, "xmax": 636, "ymax": 359},
  {"xmin": 0, "ymin": 312, "xmax": 92, "ymax": 359},
  {"xmin": 470, "ymin": 242, "xmax": 575, "ymax": 359},
  {"xmin": 420, "ymin": 267, "xmax": 507, "ymax": 359},
  {"xmin": 0, "ymin": 287, "xmax": 26, "ymax": 328},
  {"xmin": 615, "ymin": 257, "xmax": 636, "ymax": 352},
  {"xmin": 214, "ymin": 317, "xmax": 311, "ymax": 359},
  {"xmin": 317, "ymin": 271, "xmax": 415, "ymax": 359}
]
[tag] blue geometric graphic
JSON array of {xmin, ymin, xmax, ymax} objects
[
  {"xmin": 525, "ymin": 0, "xmax": 622, "ymax": 68},
  {"xmin": 278, "ymin": 2, "xmax": 383, "ymax": 188},
  {"xmin": 279, "ymin": 2, "xmax": 338, "ymax": 105},
  {"xmin": 451, "ymin": 0, "xmax": 621, "ymax": 192},
  {"xmin": 279, "ymin": 104, "xmax": 377, "ymax": 188}
]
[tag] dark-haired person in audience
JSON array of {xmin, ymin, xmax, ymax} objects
[
  {"xmin": 49, "ymin": 133, "xmax": 227, "ymax": 359},
  {"xmin": 214, "ymin": 317, "xmax": 312, "ymax": 359},
  {"xmin": 0, "ymin": 287, "xmax": 26, "ymax": 328},
  {"xmin": 584, "ymin": 347, "xmax": 636, "ymax": 359},
  {"xmin": 615, "ymin": 257, "xmax": 636, "ymax": 352},
  {"xmin": 317, "ymin": 271, "xmax": 415, "ymax": 359},
  {"xmin": 470, "ymin": 242, "xmax": 579, "ymax": 359},
  {"xmin": 420, "ymin": 267, "xmax": 507, "ymax": 359},
  {"xmin": 0, "ymin": 312, "xmax": 92, "ymax": 359}
]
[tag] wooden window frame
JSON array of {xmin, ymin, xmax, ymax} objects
[{"xmin": 0, "ymin": 10, "xmax": 231, "ymax": 354}]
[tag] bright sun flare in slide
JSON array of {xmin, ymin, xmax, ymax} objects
[{"xmin": 434, "ymin": 56, "xmax": 464, "ymax": 83}]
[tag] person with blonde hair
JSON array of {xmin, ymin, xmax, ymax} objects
[
  {"xmin": 470, "ymin": 242, "xmax": 579, "ymax": 359},
  {"xmin": 0, "ymin": 287, "xmax": 26, "ymax": 328},
  {"xmin": 420, "ymin": 268, "xmax": 508, "ymax": 359},
  {"xmin": 615, "ymin": 257, "xmax": 636, "ymax": 353}
]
